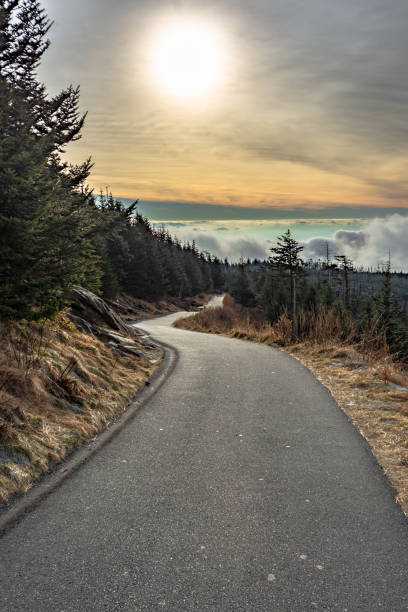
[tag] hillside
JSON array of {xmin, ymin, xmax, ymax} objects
[{"xmin": 0, "ymin": 288, "xmax": 209, "ymax": 503}]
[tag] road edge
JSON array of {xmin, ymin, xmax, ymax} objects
[
  {"xmin": 0, "ymin": 332, "xmax": 179, "ymax": 538},
  {"xmin": 171, "ymin": 320, "xmax": 408, "ymax": 523}
]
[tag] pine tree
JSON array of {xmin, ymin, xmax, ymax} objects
[
  {"xmin": 210, "ymin": 256, "xmax": 226, "ymax": 292},
  {"xmin": 268, "ymin": 229, "xmax": 304, "ymax": 327},
  {"xmin": 373, "ymin": 260, "xmax": 408, "ymax": 360},
  {"xmin": 334, "ymin": 255, "xmax": 353, "ymax": 309},
  {"xmin": 260, "ymin": 268, "xmax": 290, "ymax": 323},
  {"xmin": 0, "ymin": 1, "xmax": 100, "ymax": 319},
  {"xmin": 230, "ymin": 261, "xmax": 255, "ymax": 307}
]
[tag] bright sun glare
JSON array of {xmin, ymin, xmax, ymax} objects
[{"xmin": 151, "ymin": 20, "xmax": 224, "ymax": 99}]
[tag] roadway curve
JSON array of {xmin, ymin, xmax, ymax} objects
[{"xmin": 1, "ymin": 304, "xmax": 408, "ymax": 611}]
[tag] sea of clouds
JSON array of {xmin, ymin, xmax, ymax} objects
[
  {"xmin": 161, "ymin": 214, "xmax": 408, "ymax": 271},
  {"xmin": 302, "ymin": 215, "xmax": 408, "ymax": 270}
]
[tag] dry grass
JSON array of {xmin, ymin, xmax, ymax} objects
[
  {"xmin": 0, "ymin": 312, "xmax": 161, "ymax": 502},
  {"xmin": 175, "ymin": 295, "xmax": 408, "ymax": 516},
  {"xmin": 174, "ymin": 294, "xmax": 268, "ymax": 338},
  {"xmin": 287, "ymin": 344, "xmax": 408, "ymax": 515}
]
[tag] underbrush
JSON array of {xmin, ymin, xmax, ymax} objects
[
  {"xmin": 176, "ymin": 294, "xmax": 394, "ymax": 359},
  {"xmin": 0, "ymin": 312, "xmax": 159, "ymax": 502},
  {"xmin": 175, "ymin": 295, "xmax": 408, "ymax": 515}
]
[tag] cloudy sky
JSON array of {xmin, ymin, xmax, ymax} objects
[{"xmin": 39, "ymin": 0, "xmax": 408, "ymax": 265}]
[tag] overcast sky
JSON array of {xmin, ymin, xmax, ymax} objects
[{"xmin": 38, "ymin": 0, "xmax": 408, "ymax": 214}]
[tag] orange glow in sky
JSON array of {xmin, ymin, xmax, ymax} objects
[{"xmin": 39, "ymin": 0, "xmax": 408, "ymax": 212}]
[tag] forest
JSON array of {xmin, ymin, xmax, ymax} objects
[
  {"xmin": 1, "ymin": 0, "xmax": 407, "ymax": 365},
  {"xmin": 0, "ymin": 0, "xmax": 224, "ymax": 323},
  {"xmin": 226, "ymin": 231, "xmax": 408, "ymax": 363}
]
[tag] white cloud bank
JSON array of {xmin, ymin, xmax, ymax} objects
[
  {"xmin": 164, "ymin": 214, "xmax": 408, "ymax": 270},
  {"xmin": 172, "ymin": 230, "xmax": 269, "ymax": 261},
  {"xmin": 303, "ymin": 214, "xmax": 408, "ymax": 271}
]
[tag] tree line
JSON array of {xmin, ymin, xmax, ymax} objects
[
  {"xmin": 0, "ymin": 0, "xmax": 225, "ymax": 321},
  {"xmin": 228, "ymin": 230, "xmax": 408, "ymax": 362},
  {"xmin": 1, "ymin": 1, "xmax": 406, "ymax": 363}
]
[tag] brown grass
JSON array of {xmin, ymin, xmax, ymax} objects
[
  {"xmin": 0, "ymin": 312, "xmax": 161, "ymax": 502},
  {"xmin": 175, "ymin": 295, "xmax": 408, "ymax": 516}
]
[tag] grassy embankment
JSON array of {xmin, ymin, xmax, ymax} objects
[
  {"xmin": 175, "ymin": 294, "xmax": 408, "ymax": 516},
  {"xmin": 0, "ymin": 311, "xmax": 160, "ymax": 503},
  {"xmin": 0, "ymin": 292, "xmax": 210, "ymax": 503}
]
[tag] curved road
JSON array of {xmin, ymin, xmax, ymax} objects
[{"xmin": 1, "ymin": 306, "xmax": 408, "ymax": 610}]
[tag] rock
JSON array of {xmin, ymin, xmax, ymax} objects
[
  {"xmin": 67, "ymin": 313, "xmax": 95, "ymax": 335},
  {"xmin": 67, "ymin": 286, "xmax": 161, "ymax": 365},
  {"xmin": 104, "ymin": 297, "xmax": 130, "ymax": 315},
  {"xmin": 97, "ymin": 327, "xmax": 156, "ymax": 361},
  {"xmin": 346, "ymin": 361, "xmax": 366, "ymax": 370},
  {"xmin": 389, "ymin": 382, "xmax": 408, "ymax": 392},
  {"xmin": 106, "ymin": 341, "xmax": 118, "ymax": 349},
  {"xmin": 96, "ymin": 327, "xmax": 137, "ymax": 346},
  {"xmin": 69, "ymin": 286, "xmax": 133, "ymax": 336}
]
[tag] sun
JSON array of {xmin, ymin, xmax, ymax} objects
[{"xmin": 151, "ymin": 20, "xmax": 224, "ymax": 99}]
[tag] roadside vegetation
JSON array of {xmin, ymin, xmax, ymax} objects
[
  {"xmin": 0, "ymin": 288, "xmax": 209, "ymax": 503},
  {"xmin": 0, "ymin": 310, "xmax": 160, "ymax": 502},
  {"xmin": 226, "ymin": 230, "xmax": 408, "ymax": 362}
]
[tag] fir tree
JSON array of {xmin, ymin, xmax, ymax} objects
[
  {"xmin": 230, "ymin": 261, "xmax": 255, "ymax": 307},
  {"xmin": 268, "ymin": 229, "xmax": 304, "ymax": 327},
  {"xmin": 0, "ymin": 1, "xmax": 100, "ymax": 319},
  {"xmin": 373, "ymin": 260, "xmax": 408, "ymax": 360},
  {"xmin": 334, "ymin": 255, "xmax": 353, "ymax": 309}
]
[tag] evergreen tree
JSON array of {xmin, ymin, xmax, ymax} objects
[
  {"xmin": 268, "ymin": 229, "xmax": 304, "ymax": 325},
  {"xmin": 334, "ymin": 255, "xmax": 353, "ymax": 309},
  {"xmin": 230, "ymin": 261, "xmax": 255, "ymax": 307},
  {"xmin": 259, "ymin": 268, "xmax": 290, "ymax": 323},
  {"xmin": 0, "ymin": 0, "xmax": 100, "ymax": 319},
  {"xmin": 373, "ymin": 261, "xmax": 408, "ymax": 359},
  {"xmin": 210, "ymin": 256, "xmax": 226, "ymax": 292},
  {"xmin": 316, "ymin": 280, "xmax": 336, "ymax": 309},
  {"xmin": 0, "ymin": 1, "xmax": 238, "ymax": 317},
  {"xmin": 183, "ymin": 243, "xmax": 204, "ymax": 295}
]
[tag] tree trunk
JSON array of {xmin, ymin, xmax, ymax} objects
[
  {"xmin": 344, "ymin": 267, "xmax": 349, "ymax": 308},
  {"xmin": 291, "ymin": 272, "xmax": 297, "ymax": 338}
]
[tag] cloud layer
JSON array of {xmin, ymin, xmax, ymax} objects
[
  {"xmin": 164, "ymin": 215, "xmax": 408, "ymax": 271},
  {"xmin": 303, "ymin": 214, "xmax": 408, "ymax": 271},
  {"xmin": 39, "ymin": 0, "xmax": 408, "ymax": 207}
]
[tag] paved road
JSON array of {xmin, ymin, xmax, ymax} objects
[{"xmin": 1, "ymin": 307, "xmax": 408, "ymax": 611}]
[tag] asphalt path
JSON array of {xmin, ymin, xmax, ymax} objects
[{"xmin": 1, "ymin": 301, "xmax": 408, "ymax": 611}]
